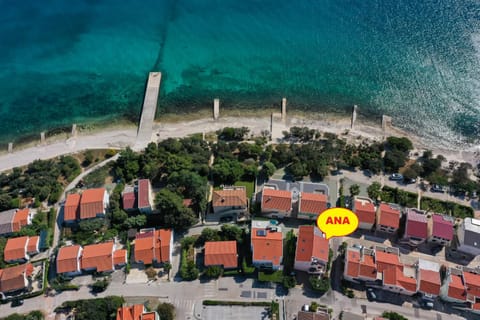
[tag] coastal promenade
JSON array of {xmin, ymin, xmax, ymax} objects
[{"xmin": 133, "ymin": 71, "xmax": 162, "ymax": 151}]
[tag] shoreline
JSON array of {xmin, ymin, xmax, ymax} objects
[{"xmin": 0, "ymin": 108, "xmax": 478, "ymax": 172}]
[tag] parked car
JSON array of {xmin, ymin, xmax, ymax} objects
[
  {"xmin": 420, "ymin": 300, "xmax": 434, "ymax": 309},
  {"xmin": 11, "ymin": 299, "xmax": 23, "ymax": 307},
  {"xmin": 366, "ymin": 288, "xmax": 376, "ymax": 301},
  {"xmin": 389, "ymin": 173, "xmax": 403, "ymax": 181},
  {"xmin": 430, "ymin": 184, "xmax": 445, "ymax": 193},
  {"xmin": 404, "ymin": 178, "xmax": 416, "ymax": 184}
]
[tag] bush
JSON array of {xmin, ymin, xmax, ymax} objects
[
  {"xmin": 205, "ymin": 266, "xmax": 223, "ymax": 279},
  {"xmin": 157, "ymin": 302, "xmax": 175, "ymax": 320},
  {"xmin": 56, "ymin": 296, "xmax": 124, "ymax": 320},
  {"xmin": 282, "ymin": 275, "xmax": 296, "ymax": 288},
  {"xmin": 258, "ymin": 271, "xmax": 283, "ymax": 283},
  {"xmin": 381, "ymin": 311, "xmax": 409, "ymax": 320},
  {"xmin": 91, "ymin": 278, "xmax": 109, "ymax": 293},
  {"xmin": 145, "ymin": 267, "xmax": 157, "ymax": 280},
  {"xmin": 309, "ymin": 276, "xmax": 330, "ymax": 293}
]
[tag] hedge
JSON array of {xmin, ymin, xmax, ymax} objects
[{"xmin": 203, "ymin": 300, "xmax": 271, "ymax": 307}]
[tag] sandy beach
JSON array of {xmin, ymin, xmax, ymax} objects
[{"xmin": 0, "ymin": 110, "xmax": 477, "ymax": 173}]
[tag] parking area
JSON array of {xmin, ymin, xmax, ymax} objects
[{"xmin": 202, "ymin": 305, "xmax": 270, "ymax": 320}]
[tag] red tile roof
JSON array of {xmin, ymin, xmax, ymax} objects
[
  {"xmin": 12, "ymin": 209, "xmax": 30, "ymax": 232},
  {"xmin": 0, "ymin": 263, "xmax": 33, "ymax": 293},
  {"xmin": 122, "ymin": 192, "xmax": 136, "ymax": 211},
  {"xmin": 448, "ymin": 273, "xmax": 467, "ymax": 301},
  {"xmin": 299, "ymin": 193, "xmax": 327, "ymax": 215},
  {"xmin": 113, "ymin": 249, "xmax": 127, "ymax": 266},
  {"xmin": 377, "ymin": 203, "xmax": 400, "ymax": 229},
  {"xmin": 64, "ymin": 194, "xmax": 81, "ymax": 221},
  {"xmin": 297, "ymin": 311, "xmax": 330, "ymax": 320},
  {"xmin": 141, "ymin": 313, "xmax": 156, "ymax": 320},
  {"xmin": 295, "ymin": 226, "xmax": 329, "ymax": 263},
  {"xmin": 345, "ymin": 249, "xmax": 360, "ymax": 278},
  {"xmin": 134, "ymin": 229, "xmax": 172, "ymax": 264},
  {"xmin": 137, "ymin": 179, "xmax": 151, "ymax": 209},
  {"xmin": 57, "ymin": 245, "xmax": 82, "ymax": 274},
  {"xmin": 358, "ymin": 254, "xmax": 377, "ymax": 280},
  {"xmin": 354, "ymin": 200, "xmax": 376, "ymax": 225},
  {"xmin": 463, "ymin": 271, "xmax": 480, "ymax": 298},
  {"xmin": 405, "ymin": 210, "xmax": 428, "ymax": 239},
  {"xmin": 81, "ymin": 242, "xmax": 114, "ymax": 272},
  {"xmin": 375, "ymin": 251, "xmax": 401, "ymax": 273},
  {"xmin": 432, "ymin": 214, "xmax": 454, "ymax": 241},
  {"xmin": 116, "ymin": 304, "xmax": 145, "ymax": 320},
  {"xmin": 27, "ymin": 236, "xmax": 39, "ymax": 254},
  {"xmin": 80, "ymin": 188, "xmax": 106, "ymax": 219},
  {"xmin": 251, "ymin": 227, "xmax": 283, "ymax": 266},
  {"xmin": 183, "ymin": 199, "xmax": 193, "ymax": 207},
  {"xmin": 4, "ymin": 236, "xmax": 28, "ymax": 262},
  {"xmin": 212, "ymin": 189, "xmax": 247, "ymax": 208},
  {"xmin": 419, "ymin": 269, "xmax": 441, "ymax": 296},
  {"xmin": 204, "ymin": 241, "xmax": 238, "ymax": 268},
  {"xmin": 262, "ymin": 189, "xmax": 292, "ymax": 212},
  {"xmin": 383, "ymin": 267, "xmax": 417, "ymax": 292}
]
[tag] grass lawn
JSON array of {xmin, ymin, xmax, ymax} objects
[
  {"xmin": 234, "ymin": 180, "xmax": 255, "ymax": 198},
  {"xmin": 258, "ymin": 270, "xmax": 283, "ymax": 283}
]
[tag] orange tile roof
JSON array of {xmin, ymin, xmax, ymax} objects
[
  {"xmin": 295, "ymin": 226, "xmax": 329, "ymax": 263},
  {"xmin": 251, "ymin": 227, "xmax": 283, "ymax": 266},
  {"xmin": 299, "ymin": 193, "xmax": 327, "ymax": 215},
  {"xmin": 375, "ymin": 251, "xmax": 401, "ymax": 273},
  {"xmin": 57, "ymin": 245, "xmax": 82, "ymax": 274},
  {"xmin": 419, "ymin": 269, "xmax": 441, "ymax": 296},
  {"xmin": 134, "ymin": 229, "xmax": 172, "ymax": 264},
  {"xmin": 463, "ymin": 271, "xmax": 480, "ymax": 298},
  {"xmin": 212, "ymin": 189, "xmax": 247, "ymax": 208},
  {"xmin": 354, "ymin": 200, "xmax": 376, "ymax": 225},
  {"xmin": 205, "ymin": 241, "xmax": 238, "ymax": 268},
  {"xmin": 64, "ymin": 194, "xmax": 81, "ymax": 221},
  {"xmin": 358, "ymin": 254, "xmax": 377, "ymax": 280},
  {"xmin": 12, "ymin": 209, "xmax": 30, "ymax": 232},
  {"xmin": 377, "ymin": 203, "xmax": 400, "ymax": 229},
  {"xmin": 383, "ymin": 267, "xmax": 417, "ymax": 292},
  {"xmin": 116, "ymin": 304, "xmax": 145, "ymax": 320},
  {"xmin": 448, "ymin": 273, "xmax": 466, "ymax": 301},
  {"xmin": 141, "ymin": 313, "xmax": 156, "ymax": 320},
  {"xmin": 345, "ymin": 249, "xmax": 360, "ymax": 278},
  {"xmin": 80, "ymin": 188, "xmax": 106, "ymax": 219},
  {"xmin": 262, "ymin": 189, "xmax": 292, "ymax": 212},
  {"xmin": 27, "ymin": 236, "xmax": 39, "ymax": 254},
  {"xmin": 81, "ymin": 242, "xmax": 114, "ymax": 272},
  {"xmin": 4, "ymin": 236, "xmax": 28, "ymax": 262},
  {"xmin": 0, "ymin": 263, "xmax": 33, "ymax": 293},
  {"xmin": 137, "ymin": 179, "xmax": 151, "ymax": 209},
  {"xmin": 114, "ymin": 249, "xmax": 127, "ymax": 266}
]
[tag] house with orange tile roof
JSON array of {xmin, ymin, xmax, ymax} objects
[
  {"xmin": 382, "ymin": 265, "xmax": 417, "ymax": 296},
  {"xmin": 294, "ymin": 226, "xmax": 329, "ymax": 274},
  {"xmin": 134, "ymin": 228, "xmax": 173, "ymax": 266},
  {"xmin": 261, "ymin": 188, "xmax": 292, "ymax": 218},
  {"xmin": 297, "ymin": 193, "xmax": 327, "ymax": 221},
  {"xmin": 64, "ymin": 193, "xmax": 81, "ymax": 223},
  {"xmin": 251, "ymin": 220, "xmax": 283, "ymax": 270},
  {"xmin": 138, "ymin": 179, "xmax": 154, "ymax": 214},
  {"xmin": 211, "ymin": 187, "xmax": 248, "ymax": 221},
  {"xmin": 116, "ymin": 304, "xmax": 159, "ymax": 320},
  {"xmin": 79, "ymin": 188, "xmax": 109, "ymax": 220},
  {"xmin": 56, "ymin": 245, "xmax": 83, "ymax": 275},
  {"xmin": 0, "ymin": 208, "xmax": 33, "ymax": 235},
  {"xmin": 374, "ymin": 247, "xmax": 402, "ymax": 273},
  {"xmin": 4, "ymin": 236, "xmax": 39, "ymax": 263},
  {"xmin": 81, "ymin": 242, "xmax": 116, "ymax": 273},
  {"xmin": 113, "ymin": 249, "xmax": 127, "ymax": 267},
  {"xmin": 463, "ymin": 269, "xmax": 480, "ymax": 303},
  {"xmin": 343, "ymin": 247, "xmax": 378, "ymax": 283},
  {"xmin": 0, "ymin": 263, "xmax": 33, "ymax": 298},
  {"xmin": 440, "ymin": 268, "xmax": 467, "ymax": 303},
  {"xmin": 353, "ymin": 198, "xmax": 376, "ymax": 230},
  {"xmin": 416, "ymin": 259, "xmax": 441, "ymax": 299},
  {"xmin": 376, "ymin": 203, "xmax": 401, "ymax": 234},
  {"xmin": 122, "ymin": 186, "xmax": 136, "ymax": 212},
  {"xmin": 204, "ymin": 241, "xmax": 238, "ymax": 269}
]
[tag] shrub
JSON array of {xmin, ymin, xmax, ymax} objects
[
  {"xmin": 205, "ymin": 266, "xmax": 223, "ymax": 279},
  {"xmin": 145, "ymin": 267, "xmax": 157, "ymax": 280},
  {"xmin": 310, "ymin": 276, "xmax": 330, "ymax": 293},
  {"xmin": 157, "ymin": 302, "xmax": 175, "ymax": 320}
]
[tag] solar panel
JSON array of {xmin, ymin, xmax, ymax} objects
[{"xmin": 256, "ymin": 229, "xmax": 266, "ymax": 236}]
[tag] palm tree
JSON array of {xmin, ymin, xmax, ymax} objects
[{"xmin": 164, "ymin": 262, "xmax": 172, "ymax": 281}]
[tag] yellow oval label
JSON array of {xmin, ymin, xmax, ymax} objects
[{"xmin": 316, "ymin": 207, "xmax": 359, "ymax": 239}]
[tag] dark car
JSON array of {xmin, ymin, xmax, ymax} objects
[
  {"xmin": 389, "ymin": 173, "xmax": 403, "ymax": 181},
  {"xmin": 404, "ymin": 178, "xmax": 416, "ymax": 184},
  {"xmin": 11, "ymin": 299, "xmax": 23, "ymax": 307},
  {"xmin": 430, "ymin": 184, "xmax": 445, "ymax": 193},
  {"xmin": 366, "ymin": 288, "xmax": 376, "ymax": 301}
]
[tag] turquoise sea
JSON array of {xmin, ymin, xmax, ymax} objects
[{"xmin": 0, "ymin": 0, "xmax": 479, "ymax": 146}]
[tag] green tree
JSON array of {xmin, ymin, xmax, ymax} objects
[
  {"xmin": 0, "ymin": 193, "xmax": 12, "ymax": 211},
  {"xmin": 197, "ymin": 228, "xmax": 221, "ymax": 246},
  {"xmin": 381, "ymin": 311, "xmax": 409, "ymax": 320},
  {"xmin": 309, "ymin": 276, "xmax": 330, "ymax": 292},
  {"xmin": 212, "ymin": 159, "xmax": 244, "ymax": 185},
  {"xmin": 163, "ymin": 262, "xmax": 172, "ymax": 280},
  {"xmin": 367, "ymin": 182, "xmax": 382, "ymax": 200},
  {"xmin": 123, "ymin": 214, "xmax": 147, "ymax": 229},
  {"xmin": 157, "ymin": 302, "xmax": 175, "ymax": 320},
  {"xmin": 155, "ymin": 189, "xmax": 197, "ymax": 231},
  {"xmin": 282, "ymin": 275, "xmax": 296, "ymax": 289},
  {"xmin": 349, "ymin": 184, "xmax": 360, "ymax": 197},
  {"xmin": 114, "ymin": 148, "xmax": 139, "ymax": 182},
  {"xmin": 286, "ymin": 160, "xmax": 308, "ymax": 180},
  {"xmin": 386, "ymin": 136, "xmax": 413, "ymax": 153},
  {"xmin": 261, "ymin": 162, "xmax": 276, "ymax": 179}
]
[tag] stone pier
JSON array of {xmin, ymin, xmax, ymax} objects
[
  {"xmin": 281, "ymin": 98, "xmax": 287, "ymax": 122},
  {"xmin": 382, "ymin": 115, "xmax": 392, "ymax": 137},
  {"xmin": 8, "ymin": 143, "xmax": 12, "ymax": 153},
  {"xmin": 40, "ymin": 132, "xmax": 46, "ymax": 145},
  {"xmin": 351, "ymin": 105, "xmax": 358, "ymax": 129},
  {"xmin": 213, "ymin": 98, "xmax": 220, "ymax": 120},
  {"xmin": 71, "ymin": 124, "xmax": 77, "ymax": 138}
]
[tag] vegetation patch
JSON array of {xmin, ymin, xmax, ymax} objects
[{"xmin": 55, "ymin": 296, "xmax": 124, "ymax": 320}]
